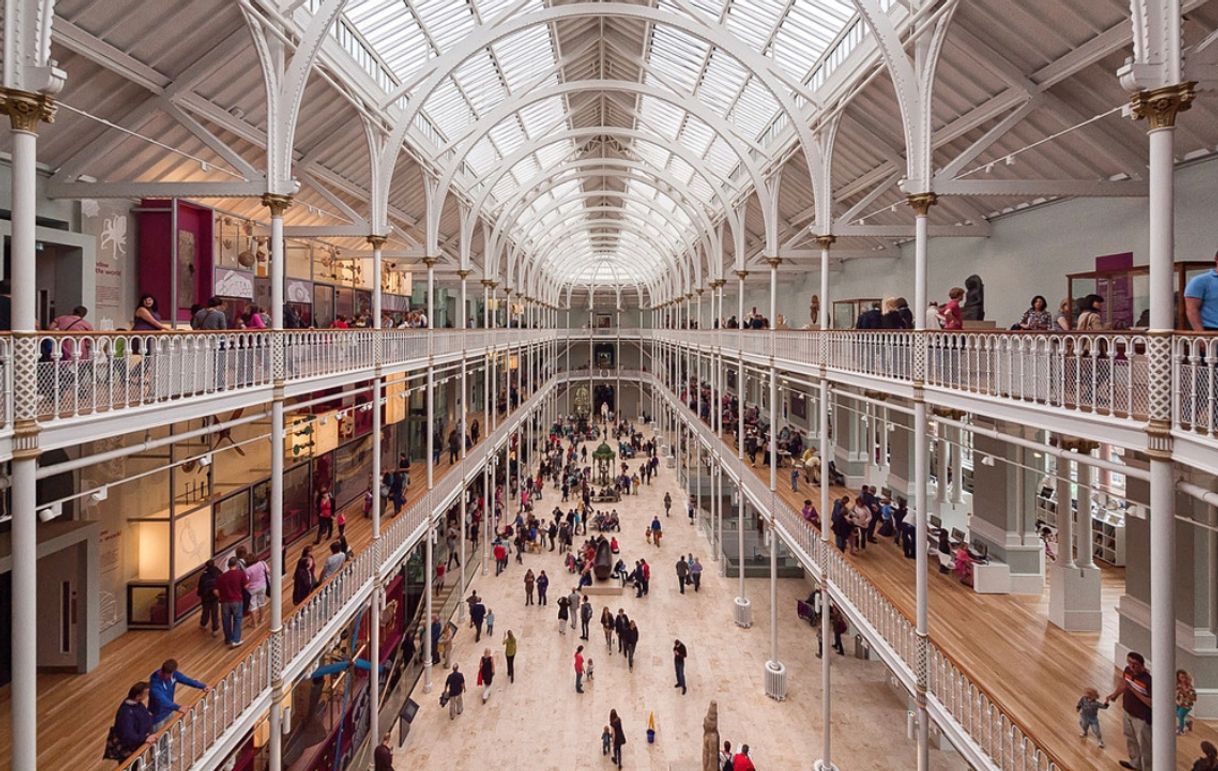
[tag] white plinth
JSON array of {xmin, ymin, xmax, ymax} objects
[
  {"xmin": 734, "ymin": 596, "xmax": 752, "ymax": 628},
  {"xmin": 764, "ymin": 659, "xmax": 787, "ymax": 701},
  {"xmin": 813, "ymin": 762, "xmax": 840, "ymax": 771},
  {"xmin": 1048, "ymin": 563, "xmax": 1102, "ymax": 632}
]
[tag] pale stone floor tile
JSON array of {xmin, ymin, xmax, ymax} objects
[{"xmin": 397, "ymin": 435, "xmax": 967, "ymax": 770}]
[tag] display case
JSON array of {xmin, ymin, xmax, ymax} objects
[
  {"xmin": 1066, "ymin": 261, "xmax": 1212, "ymax": 330},
  {"xmin": 832, "ymin": 298, "xmax": 881, "ymax": 329}
]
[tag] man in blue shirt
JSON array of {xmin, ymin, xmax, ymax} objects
[
  {"xmin": 1185, "ymin": 254, "xmax": 1218, "ymax": 331},
  {"xmin": 148, "ymin": 659, "xmax": 208, "ymax": 728}
]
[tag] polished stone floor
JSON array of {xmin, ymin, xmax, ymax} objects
[{"xmin": 393, "ymin": 429, "xmax": 967, "ymax": 770}]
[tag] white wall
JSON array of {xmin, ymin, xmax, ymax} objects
[{"xmin": 768, "ymin": 157, "xmax": 1218, "ymax": 327}]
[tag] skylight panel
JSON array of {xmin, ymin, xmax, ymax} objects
[
  {"xmin": 488, "ymin": 120, "xmax": 525, "ymax": 158},
  {"xmin": 453, "ymin": 56, "xmax": 506, "ymax": 115},
  {"xmin": 704, "ymin": 136, "xmax": 737, "ymax": 178},
  {"xmin": 534, "ymin": 142, "xmax": 572, "ymax": 170},
  {"xmin": 423, "ymin": 79, "xmax": 475, "ymax": 139},
  {"xmin": 725, "ymin": 0, "xmax": 786, "ymax": 53},
  {"xmin": 343, "ymin": 1, "xmax": 429, "ymax": 82},
  {"xmin": 648, "ymin": 27, "xmax": 707, "ymax": 95},
  {"xmin": 518, "ymin": 96, "xmax": 566, "ymax": 140},
  {"xmin": 637, "ymin": 95, "xmax": 684, "ymax": 142},
  {"xmin": 697, "ymin": 52, "xmax": 749, "ymax": 116},
  {"xmin": 413, "ymin": 0, "xmax": 476, "ymax": 51},
  {"xmin": 679, "ymin": 118, "xmax": 715, "ymax": 159},
  {"xmin": 493, "ymin": 26, "xmax": 557, "ymax": 94},
  {"xmin": 465, "ymin": 138, "xmax": 498, "ymax": 176},
  {"xmin": 732, "ymin": 77, "xmax": 781, "ymax": 139}
]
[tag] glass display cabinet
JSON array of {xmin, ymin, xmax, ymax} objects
[{"xmin": 1066, "ymin": 261, "xmax": 1212, "ymax": 329}]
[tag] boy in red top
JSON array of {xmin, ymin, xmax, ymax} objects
[{"xmin": 216, "ymin": 557, "xmax": 248, "ymax": 647}]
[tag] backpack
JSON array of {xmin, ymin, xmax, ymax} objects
[{"xmin": 722, "ymin": 757, "xmax": 734, "ymax": 771}]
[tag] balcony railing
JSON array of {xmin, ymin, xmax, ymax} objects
[
  {"xmin": 118, "ymin": 378, "xmax": 556, "ymax": 771},
  {"xmin": 647, "ymin": 328, "xmax": 1217, "ymax": 444},
  {"xmin": 649, "ymin": 372, "xmax": 1063, "ymax": 771},
  {"xmin": 21, "ymin": 329, "xmax": 554, "ymax": 427}
]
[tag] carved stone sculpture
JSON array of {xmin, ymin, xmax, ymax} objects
[
  {"xmin": 702, "ymin": 700, "xmax": 720, "ymax": 771},
  {"xmin": 963, "ymin": 274, "xmax": 985, "ymax": 321}
]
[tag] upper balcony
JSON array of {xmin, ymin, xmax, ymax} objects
[
  {"xmin": 647, "ymin": 328, "xmax": 1218, "ymax": 466},
  {"xmin": 0, "ymin": 328, "xmax": 555, "ymax": 456}
]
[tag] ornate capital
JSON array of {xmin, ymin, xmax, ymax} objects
[
  {"xmin": 366, "ymin": 234, "xmax": 388, "ymax": 249},
  {"xmin": 503, "ymin": 287, "xmax": 513, "ymax": 296},
  {"xmin": 261, "ymin": 193, "xmax": 293, "ymax": 217},
  {"xmin": 815, "ymin": 234, "xmax": 837, "ymax": 250},
  {"xmin": 0, "ymin": 88, "xmax": 56, "ymax": 133},
  {"xmin": 765, "ymin": 256, "xmax": 782, "ymax": 269},
  {"xmin": 1146, "ymin": 421, "xmax": 1173, "ymax": 461},
  {"xmin": 710, "ymin": 279, "xmax": 726, "ymax": 289},
  {"xmin": 906, "ymin": 192, "xmax": 938, "ymax": 217},
  {"xmin": 931, "ymin": 407, "xmax": 966, "ymax": 421},
  {"xmin": 456, "ymin": 269, "xmax": 471, "ymax": 279},
  {"xmin": 1131, "ymin": 83, "xmax": 1196, "ymax": 131},
  {"xmin": 481, "ymin": 279, "xmax": 498, "ymax": 288},
  {"xmin": 422, "ymin": 256, "xmax": 439, "ymax": 268},
  {"xmin": 735, "ymin": 270, "xmax": 749, "ymax": 280},
  {"xmin": 1053, "ymin": 435, "xmax": 1100, "ymax": 455}
]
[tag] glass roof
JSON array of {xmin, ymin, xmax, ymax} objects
[{"xmin": 323, "ymin": 0, "xmax": 871, "ymax": 288}]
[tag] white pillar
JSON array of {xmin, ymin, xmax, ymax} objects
[
  {"xmin": 908, "ymin": 192, "xmax": 936, "ymax": 771},
  {"xmin": 5, "ymin": 90, "xmax": 53, "ymax": 771},
  {"xmin": 818, "ymin": 235, "xmax": 834, "ymax": 330},
  {"xmin": 423, "ymin": 365, "xmax": 435, "ymax": 693},
  {"xmin": 1056, "ymin": 459, "xmax": 1075, "ymax": 568},
  {"xmin": 1076, "ymin": 457, "xmax": 1095, "ymax": 569},
  {"xmin": 817, "ymin": 380, "xmax": 834, "ymax": 770},
  {"xmin": 264, "ymin": 193, "xmax": 291, "ymax": 769},
  {"xmin": 1132, "ymin": 82, "xmax": 1192, "ymax": 771}
]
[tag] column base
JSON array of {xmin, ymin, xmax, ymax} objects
[
  {"xmin": 764, "ymin": 659, "xmax": 787, "ymax": 701},
  {"xmin": 1048, "ymin": 563, "xmax": 1102, "ymax": 632},
  {"xmin": 734, "ymin": 596, "xmax": 752, "ymax": 628},
  {"xmin": 813, "ymin": 762, "xmax": 839, "ymax": 771}
]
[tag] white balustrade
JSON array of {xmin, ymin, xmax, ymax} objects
[
  {"xmin": 1176, "ymin": 335, "xmax": 1218, "ymax": 438},
  {"xmin": 24, "ymin": 330, "xmax": 553, "ymax": 427}
]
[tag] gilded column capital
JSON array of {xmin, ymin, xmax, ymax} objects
[
  {"xmin": 1052, "ymin": 435, "xmax": 1100, "ymax": 455},
  {"xmin": 1130, "ymin": 82, "xmax": 1196, "ymax": 131},
  {"xmin": 481, "ymin": 279, "xmax": 498, "ymax": 288},
  {"xmin": 261, "ymin": 193, "xmax": 293, "ymax": 217},
  {"xmin": 710, "ymin": 279, "xmax": 726, "ymax": 289},
  {"xmin": 815, "ymin": 234, "xmax": 837, "ymax": 250},
  {"xmin": 0, "ymin": 88, "xmax": 56, "ymax": 133},
  {"xmin": 735, "ymin": 270, "xmax": 749, "ymax": 280},
  {"xmin": 366, "ymin": 234, "xmax": 388, "ymax": 249},
  {"xmin": 456, "ymin": 269, "xmax": 471, "ymax": 279},
  {"xmin": 931, "ymin": 407, "xmax": 966, "ymax": 421},
  {"xmin": 422, "ymin": 256, "xmax": 439, "ymax": 268},
  {"xmin": 765, "ymin": 256, "xmax": 782, "ymax": 269},
  {"xmin": 906, "ymin": 192, "xmax": 938, "ymax": 217}
]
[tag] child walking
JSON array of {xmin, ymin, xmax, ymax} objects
[
  {"xmin": 1178, "ymin": 669, "xmax": 1198, "ymax": 734},
  {"xmin": 1076, "ymin": 687, "xmax": 1108, "ymax": 747},
  {"xmin": 585, "ymin": 656, "xmax": 595, "ymax": 682},
  {"xmin": 601, "ymin": 725, "xmax": 612, "ymax": 756}
]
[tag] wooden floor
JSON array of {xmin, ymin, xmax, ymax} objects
[
  {"xmin": 723, "ymin": 430, "xmax": 1218, "ymax": 770},
  {"xmin": 0, "ymin": 409, "xmax": 496, "ymax": 771}
]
